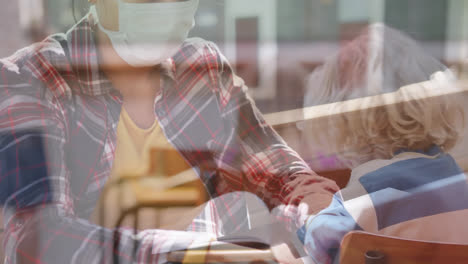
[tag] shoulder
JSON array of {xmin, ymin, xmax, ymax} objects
[
  {"xmin": 0, "ymin": 34, "xmax": 70, "ymax": 118},
  {"xmin": 0, "ymin": 33, "xmax": 71, "ymax": 100},
  {"xmin": 173, "ymin": 37, "xmax": 230, "ymax": 73},
  {"xmin": 1, "ymin": 33, "xmax": 67, "ymax": 74},
  {"xmin": 179, "ymin": 37, "xmax": 222, "ymax": 57}
]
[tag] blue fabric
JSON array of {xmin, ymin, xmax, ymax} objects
[
  {"xmin": 0, "ymin": 130, "xmax": 52, "ymax": 207},
  {"xmin": 302, "ymin": 149, "xmax": 468, "ymax": 264},
  {"xmin": 393, "ymin": 145, "xmax": 442, "ymax": 156},
  {"xmin": 302, "ymin": 194, "xmax": 362, "ymax": 264},
  {"xmin": 297, "ymin": 223, "xmax": 307, "ymax": 244},
  {"xmin": 359, "ymin": 150, "xmax": 468, "ymax": 229},
  {"xmin": 360, "ymin": 147, "xmax": 460, "ymax": 192}
]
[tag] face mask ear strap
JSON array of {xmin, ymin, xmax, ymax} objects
[
  {"xmin": 72, "ymin": 0, "xmax": 78, "ymax": 23},
  {"xmin": 89, "ymin": 5, "xmax": 99, "ymax": 25}
]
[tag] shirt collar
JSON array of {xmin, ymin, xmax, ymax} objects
[
  {"xmin": 64, "ymin": 13, "xmax": 176, "ymax": 97},
  {"xmin": 349, "ymin": 146, "xmax": 444, "ymax": 184},
  {"xmin": 393, "ymin": 145, "xmax": 442, "ymax": 157}
]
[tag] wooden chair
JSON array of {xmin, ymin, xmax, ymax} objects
[
  {"xmin": 167, "ymin": 246, "xmax": 276, "ymax": 263},
  {"xmin": 99, "ymin": 148, "xmax": 209, "ymax": 228},
  {"xmin": 0, "ymin": 228, "xmax": 3, "ymax": 263},
  {"xmin": 104, "ymin": 153, "xmax": 210, "ymax": 264},
  {"xmin": 339, "ymin": 231, "xmax": 468, "ymax": 264}
]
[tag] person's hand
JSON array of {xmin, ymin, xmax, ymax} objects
[{"xmin": 271, "ymin": 202, "xmax": 311, "ymax": 232}]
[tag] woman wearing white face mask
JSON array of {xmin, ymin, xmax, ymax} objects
[
  {"xmin": 90, "ymin": 0, "xmax": 201, "ymax": 130},
  {"xmin": 0, "ymin": 0, "xmax": 339, "ymax": 263}
]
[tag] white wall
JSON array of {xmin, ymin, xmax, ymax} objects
[
  {"xmin": 0, "ymin": 0, "xmax": 27, "ymax": 58},
  {"xmin": 223, "ymin": 0, "xmax": 277, "ymax": 100},
  {"xmin": 338, "ymin": 0, "xmax": 371, "ymax": 22},
  {"xmin": 446, "ymin": 0, "xmax": 468, "ymax": 62}
]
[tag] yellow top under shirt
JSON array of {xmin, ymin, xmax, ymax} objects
[
  {"xmin": 111, "ymin": 109, "xmax": 222, "ymax": 257},
  {"xmin": 111, "ymin": 107, "xmax": 193, "ymax": 187}
]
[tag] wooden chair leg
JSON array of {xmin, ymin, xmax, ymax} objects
[{"xmin": 113, "ymin": 205, "xmax": 142, "ymax": 264}]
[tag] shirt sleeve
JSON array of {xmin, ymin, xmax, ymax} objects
[
  {"xmin": 0, "ymin": 64, "xmax": 211, "ymax": 264},
  {"xmin": 302, "ymin": 193, "xmax": 362, "ymax": 264},
  {"xmin": 204, "ymin": 42, "xmax": 339, "ymax": 215}
]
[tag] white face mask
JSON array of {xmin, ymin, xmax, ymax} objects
[{"xmin": 90, "ymin": 0, "xmax": 199, "ymax": 67}]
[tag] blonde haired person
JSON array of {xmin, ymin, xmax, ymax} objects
[
  {"xmin": 299, "ymin": 24, "xmax": 468, "ymax": 264},
  {"xmin": 303, "ymin": 23, "xmax": 461, "ymax": 168}
]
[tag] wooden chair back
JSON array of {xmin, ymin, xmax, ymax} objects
[
  {"xmin": 340, "ymin": 231, "xmax": 468, "ymax": 264},
  {"xmin": 167, "ymin": 248, "xmax": 275, "ymax": 263}
]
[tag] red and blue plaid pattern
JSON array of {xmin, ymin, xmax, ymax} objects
[{"xmin": 0, "ymin": 15, "xmax": 338, "ymax": 263}]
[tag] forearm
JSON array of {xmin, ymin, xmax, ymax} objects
[
  {"xmin": 282, "ymin": 170, "xmax": 340, "ymax": 214},
  {"xmin": 3, "ymin": 205, "xmax": 210, "ymax": 264},
  {"xmin": 225, "ymin": 108, "xmax": 338, "ymax": 211},
  {"xmin": 209, "ymin": 39, "xmax": 338, "ymax": 214},
  {"xmin": 240, "ymin": 141, "xmax": 339, "ymax": 212}
]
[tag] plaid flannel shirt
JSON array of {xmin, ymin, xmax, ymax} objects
[{"xmin": 0, "ymin": 14, "xmax": 338, "ymax": 264}]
